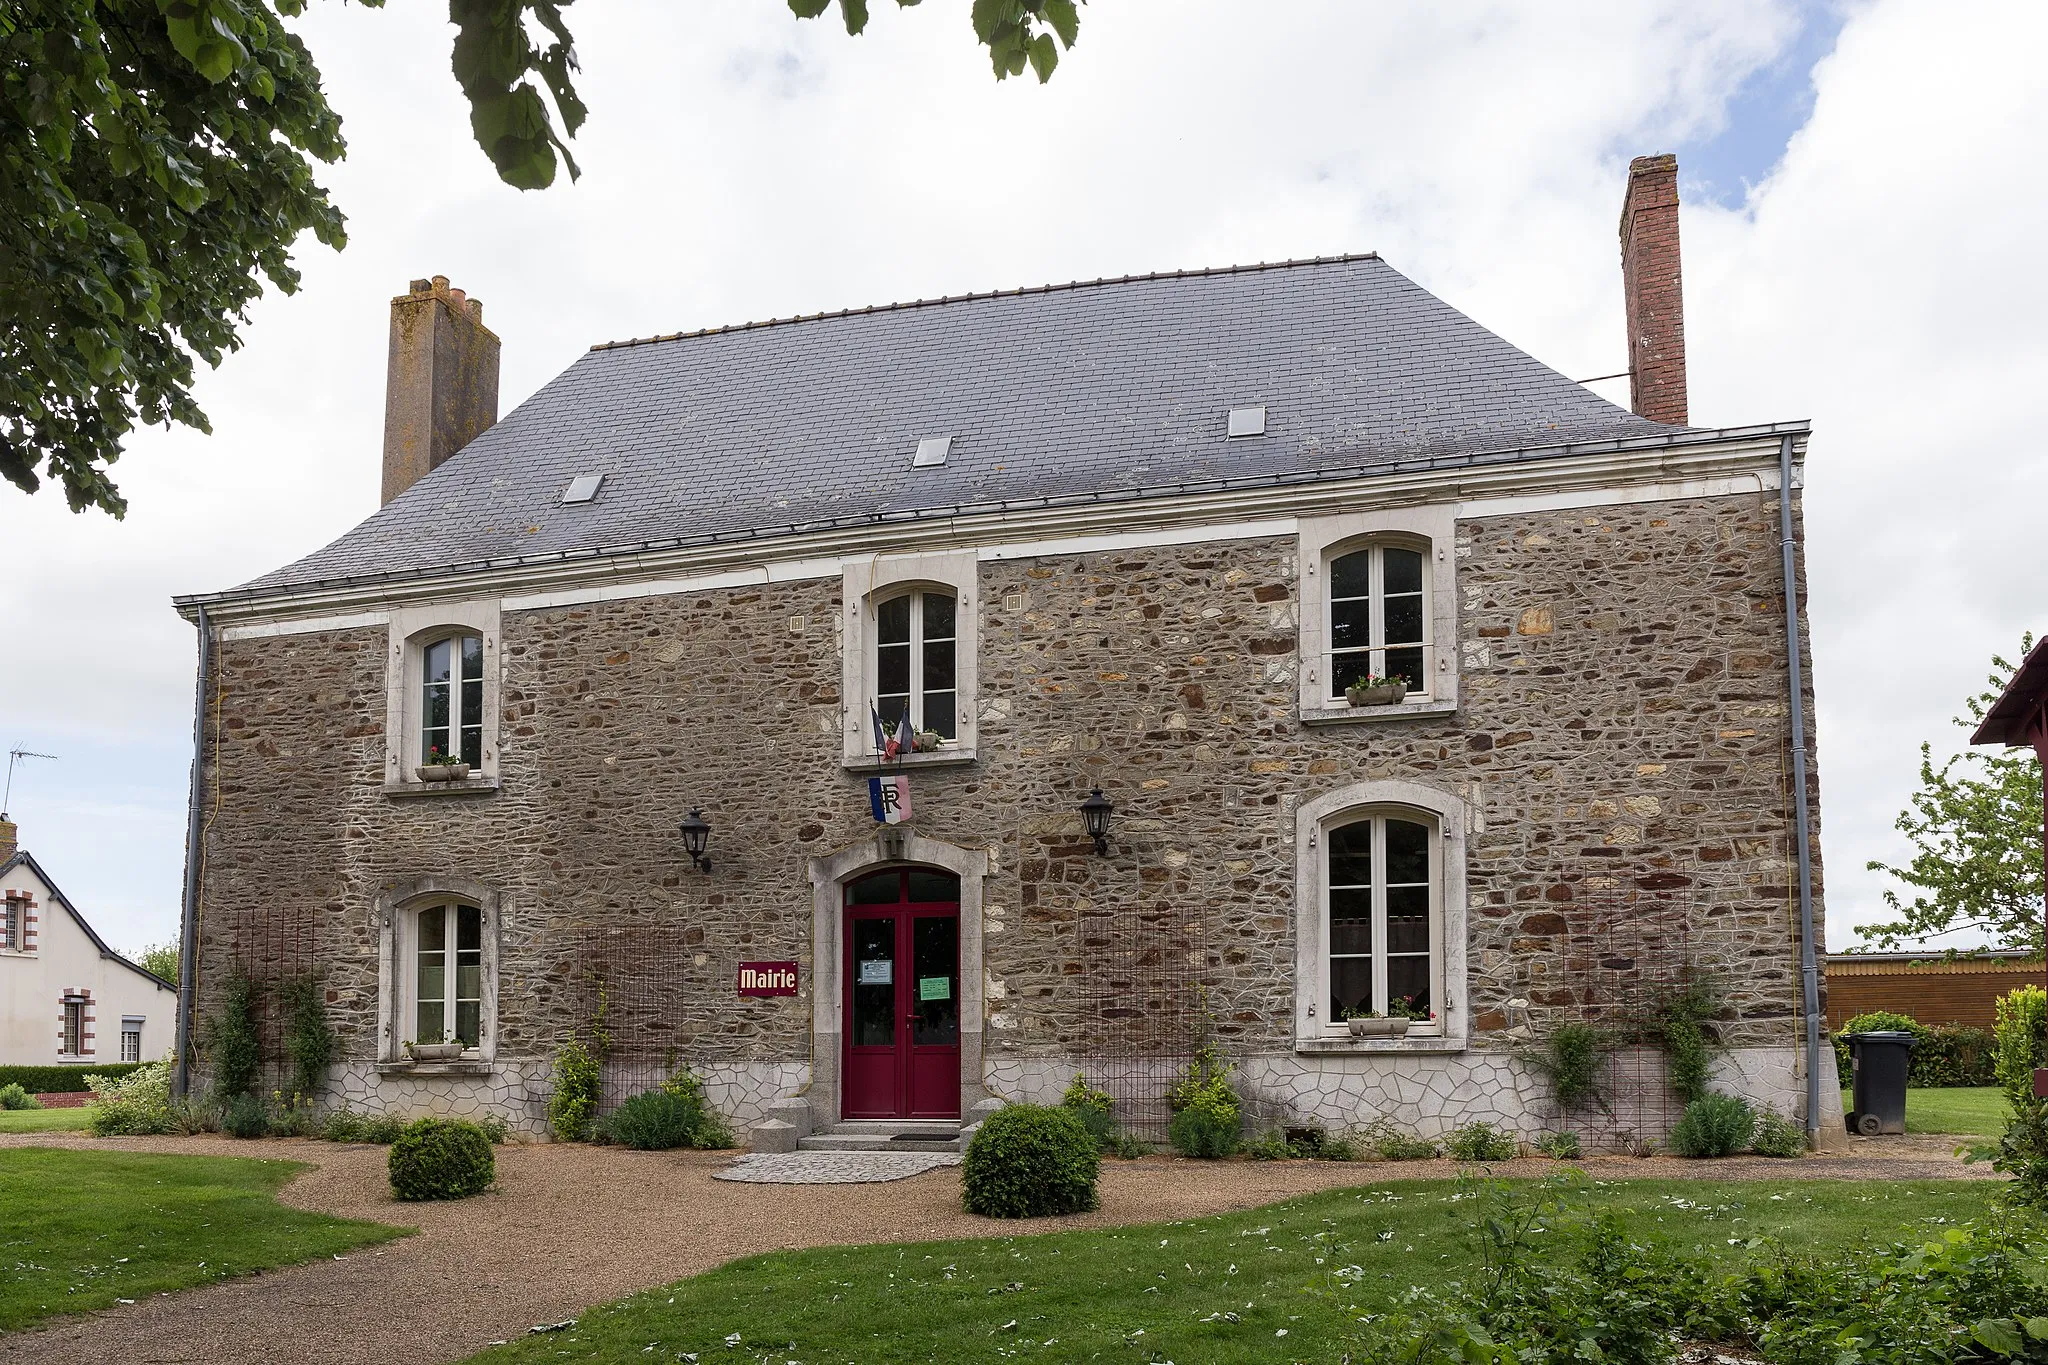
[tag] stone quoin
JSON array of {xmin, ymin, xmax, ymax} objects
[{"xmin": 170, "ymin": 158, "xmax": 1832, "ymax": 1148}]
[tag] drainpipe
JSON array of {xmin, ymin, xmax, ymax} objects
[
  {"xmin": 1777, "ymin": 435, "xmax": 1822, "ymax": 1138},
  {"xmin": 172, "ymin": 605, "xmax": 210, "ymax": 1097}
]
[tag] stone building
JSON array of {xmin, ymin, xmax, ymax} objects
[{"xmin": 171, "ymin": 156, "xmax": 1829, "ymax": 1147}]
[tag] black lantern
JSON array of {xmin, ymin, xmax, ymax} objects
[
  {"xmin": 1079, "ymin": 786, "xmax": 1114, "ymax": 855},
  {"xmin": 679, "ymin": 808, "xmax": 712, "ymax": 874}
]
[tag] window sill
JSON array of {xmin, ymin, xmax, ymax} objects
[
  {"xmin": 381, "ymin": 776, "xmax": 501, "ymax": 798},
  {"xmin": 376, "ymin": 1059, "xmax": 494, "ymax": 1077},
  {"xmin": 1300, "ymin": 700, "xmax": 1458, "ymax": 726},
  {"xmin": 1295, "ymin": 1037, "xmax": 1467, "ymax": 1056},
  {"xmin": 841, "ymin": 748, "xmax": 977, "ymax": 773}
]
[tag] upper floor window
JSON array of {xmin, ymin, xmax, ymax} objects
[
  {"xmin": 875, "ymin": 590, "xmax": 957, "ymax": 741},
  {"xmin": 422, "ymin": 633, "xmax": 485, "ymax": 767},
  {"xmin": 1328, "ymin": 543, "xmax": 1428, "ymax": 699},
  {"xmin": 1326, "ymin": 811, "xmax": 1440, "ymax": 1028},
  {"xmin": 2, "ymin": 893, "xmax": 22, "ymax": 951},
  {"xmin": 412, "ymin": 901, "xmax": 483, "ymax": 1050}
]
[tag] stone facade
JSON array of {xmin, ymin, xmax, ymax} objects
[{"xmin": 189, "ymin": 485, "xmax": 1824, "ymax": 1145}]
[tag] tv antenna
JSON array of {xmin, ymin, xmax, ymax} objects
[{"xmin": 3, "ymin": 748, "xmax": 57, "ymax": 814}]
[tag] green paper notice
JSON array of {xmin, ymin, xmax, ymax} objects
[{"xmin": 919, "ymin": 976, "xmax": 951, "ymax": 1001}]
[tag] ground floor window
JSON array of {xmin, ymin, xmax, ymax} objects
[
  {"xmin": 121, "ymin": 1017, "xmax": 143, "ymax": 1062},
  {"xmin": 413, "ymin": 901, "xmax": 483, "ymax": 1048},
  {"xmin": 1327, "ymin": 811, "xmax": 1440, "ymax": 1025},
  {"xmin": 61, "ymin": 996, "xmax": 85, "ymax": 1055}
]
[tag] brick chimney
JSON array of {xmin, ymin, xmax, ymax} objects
[
  {"xmin": 1618, "ymin": 154, "xmax": 1688, "ymax": 426},
  {"xmin": 0, "ymin": 814, "xmax": 16, "ymax": 861},
  {"xmin": 381, "ymin": 275, "xmax": 501, "ymax": 505}
]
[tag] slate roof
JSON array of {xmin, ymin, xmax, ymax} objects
[
  {"xmin": 0, "ymin": 849, "xmax": 178, "ymax": 991},
  {"xmin": 230, "ymin": 254, "xmax": 1679, "ymax": 599}
]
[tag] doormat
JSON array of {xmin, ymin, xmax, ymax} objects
[{"xmin": 714, "ymin": 1152, "xmax": 963, "ymax": 1185}]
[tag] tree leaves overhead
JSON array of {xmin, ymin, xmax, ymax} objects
[
  {"xmin": 2, "ymin": 0, "xmax": 1082, "ymax": 517},
  {"xmin": 1861, "ymin": 636, "xmax": 2047, "ymax": 954}
]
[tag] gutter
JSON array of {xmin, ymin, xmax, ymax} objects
[
  {"xmin": 172, "ymin": 604, "xmax": 209, "ymax": 1097},
  {"xmin": 1776, "ymin": 434, "xmax": 1823, "ymax": 1139}
]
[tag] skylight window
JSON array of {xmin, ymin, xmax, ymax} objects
[
  {"xmin": 912, "ymin": 436, "xmax": 952, "ymax": 468},
  {"xmin": 561, "ymin": 474, "xmax": 605, "ymax": 504},
  {"xmin": 1227, "ymin": 406, "xmax": 1267, "ymax": 438}
]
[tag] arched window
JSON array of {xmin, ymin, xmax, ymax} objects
[
  {"xmin": 1327, "ymin": 541, "xmax": 1428, "ymax": 700},
  {"xmin": 1326, "ymin": 810, "xmax": 1440, "ymax": 1028},
  {"xmin": 421, "ymin": 632, "xmax": 484, "ymax": 767},
  {"xmin": 874, "ymin": 589, "xmax": 957, "ymax": 741},
  {"xmin": 411, "ymin": 901, "xmax": 482, "ymax": 1049}
]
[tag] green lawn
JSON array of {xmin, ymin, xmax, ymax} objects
[
  {"xmin": 466, "ymin": 1178, "xmax": 2000, "ymax": 1365},
  {"xmin": 0, "ymin": 1106, "xmax": 93, "ymax": 1133},
  {"xmin": 0, "ymin": 1147, "xmax": 408, "ymax": 1331},
  {"xmin": 1840, "ymin": 1085, "xmax": 2009, "ymax": 1136}
]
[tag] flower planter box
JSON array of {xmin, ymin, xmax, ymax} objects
[
  {"xmin": 1345, "ymin": 682, "xmax": 1409, "ymax": 707},
  {"xmin": 415, "ymin": 763, "xmax": 472, "ymax": 783},
  {"xmin": 406, "ymin": 1042, "xmax": 463, "ymax": 1061},
  {"xmin": 913, "ymin": 731, "xmax": 944, "ymax": 754},
  {"xmin": 1346, "ymin": 1017, "xmax": 1411, "ymax": 1038}
]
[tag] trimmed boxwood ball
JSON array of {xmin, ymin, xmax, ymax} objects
[
  {"xmin": 388, "ymin": 1117, "xmax": 496, "ymax": 1200},
  {"xmin": 962, "ymin": 1103, "xmax": 1100, "ymax": 1218}
]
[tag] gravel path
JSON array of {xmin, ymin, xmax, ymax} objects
[{"xmin": 0, "ymin": 1131, "xmax": 1996, "ymax": 1365}]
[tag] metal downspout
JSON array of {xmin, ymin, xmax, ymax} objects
[
  {"xmin": 173, "ymin": 604, "xmax": 210, "ymax": 1097},
  {"xmin": 1777, "ymin": 435, "xmax": 1822, "ymax": 1137}
]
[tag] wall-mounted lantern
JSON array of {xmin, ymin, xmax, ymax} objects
[
  {"xmin": 679, "ymin": 808, "xmax": 712, "ymax": 874},
  {"xmin": 1079, "ymin": 787, "xmax": 1114, "ymax": 856}
]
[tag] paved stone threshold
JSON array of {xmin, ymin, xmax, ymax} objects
[{"xmin": 715, "ymin": 1150, "xmax": 964, "ymax": 1183}]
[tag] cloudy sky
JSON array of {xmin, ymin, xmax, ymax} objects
[{"xmin": 2, "ymin": 0, "xmax": 2042, "ymax": 959}]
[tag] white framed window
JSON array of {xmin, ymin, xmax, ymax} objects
[
  {"xmin": 1297, "ymin": 505, "xmax": 1459, "ymax": 723},
  {"xmin": 874, "ymin": 589, "xmax": 957, "ymax": 740},
  {"xmin": 842, "ymin": 550, "xmax": 980, "ymax": 767},
  {"xmin": 420, "ymin": 632, "xmax": 485, "ymax": 767},
  {"xmin": 1294, "ymin": 779, "xmax": 1469, "ymax": 1050},
  {"xmin": 410, "ymin": 901, "xmax": 483, "ymax": 1048},
  {"xmin": 2, "ymin": 894, "xmax": 19, "ymax": 951},
  {"xmin": 375, "ymin": 877, "xmax": 499, "ymax": 1065},
  {"xmin": 1326, "ymin": 812, "xmax": 1440, "ymax": 1027},
  {"xmin": 120, "ymin": 1018, "xmax": 144, "ymax": 1062},
  {"xmin": 383, "ymin": 600, "xmax": 501, "ymax": 790}
]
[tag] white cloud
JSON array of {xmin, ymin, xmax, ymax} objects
[{"xmin": 0, "ymin": 0, "xmax": 2038, "ymax": 953}]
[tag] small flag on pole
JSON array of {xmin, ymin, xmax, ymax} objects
[{"xmin": 868, "ymin": 773, "xmax": 911, "ymax": 824}]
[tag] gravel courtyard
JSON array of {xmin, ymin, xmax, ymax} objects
[{"xmin": 0, "ymin": 1132, "xmax": 1994, "ymax": 1365}]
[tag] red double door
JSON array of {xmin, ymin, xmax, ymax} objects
[{"xmin": 842, "ymin": 866, "xmax": 961, "ymax": 1120}]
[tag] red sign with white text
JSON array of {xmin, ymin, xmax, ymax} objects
[{"xmin": 737, "ymin": 961, "xmax": 799, "ymax": 997}]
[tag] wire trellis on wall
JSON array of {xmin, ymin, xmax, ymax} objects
[
  {"xmin": 557, "ymin": 923, "xmax": 702, "ymax": 1116},
  {"xmin": 1073, "ymin": 896, "xmax": 1211, "ymax": 1142}
]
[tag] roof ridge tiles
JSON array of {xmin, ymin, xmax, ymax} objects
[{"xmin": 588, "ymin": 252, "xmax": 1383, "ymax": 352}]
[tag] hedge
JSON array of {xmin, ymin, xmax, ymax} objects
[
  {"xmin": 1831, "ymin": 1013, "xmax": 1997, "ymax": 1089},
  {"xmin": 0, "ymin": 1063, "xmax": 143, "ymax": 1093}
]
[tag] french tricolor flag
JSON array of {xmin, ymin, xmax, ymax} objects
[{"xmin": 868, "ymin": 773, "xmax": 911, "ymax": 825}]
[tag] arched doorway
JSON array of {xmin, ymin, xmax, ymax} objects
[{"xmin": 842, "ymin": 865, "xmax": 961, "ymax": 1119}]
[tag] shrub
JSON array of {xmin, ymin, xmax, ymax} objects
[
  {"xmin": 0, "ymin": 1064, "xmax": 141, "ymax": 1093},
  {"xmin": 1103, "ymin": 1131, "xmax": 1148, "ymax": 1159},
  {"xmin": 962, "ymin": 1104, "xmax": 1099, "ymax": 1218},
  {"xmin": 1995, "ymin": 985, "xmax": 2048, "ymax": 1110},
  {"xmin": 1968, "ymin": 1095, "xmax": 2048, "ymax": 1211},
  {"xmin": 547, "ymin": 1035, "xmax": 603, "ymax": 1142},
  {"xmin": 477, "ymin": 1114, "xmax": 511, "ymax": 1144},
  {"xmin": 221, "ymin": 1091, "xmax": 270, "ymax": 1139},
  {"xmin": 388, "ymin": 1117, "xmax": 496, "ymax": 1200},
  {"xmin": 86, "ymin": 1059, "xmax": 177, "ymax": 1136},
  {"xmin": 1167, "ymin": 1079, "xmax": 1242, "ymax": 1159},
  {"xmin": 1645, "ymin": 978, "xmax": 1722, "ymax": 1104},
  {"xmin": 1667, "ymin": 1092, "xmax": 1755, "ymax": 1158},
  {"xmin": 279, "ymin": 974, "xmax": 335, "ymax": 1098},
  {"xmin": 1060, "ymin": 1072, "xmax": 1116, "ymax": 1149},
  {"xmin": 1446, "ymin": 1121, "xmax": 1518, "ymax": 1162},
  {"xmin": 1751, "ymin": 1105, "xmax": 1806, "ymax": 1158},
  {"xmin": 602, "ymin": 1088, "xmax": 708, "ymax": 1150},
  {"xmin": 207, "ymin": 971, "xmax": 263, "ymax": 1101},
  {"xmin": 1914, "ymin": 1023, "xmax": 1997, "ymax": 1087},
  {"xmin": 1535, "ymin": 1023, "xmax": 1609, "ymax": 1111},
  {"xmin": 0, "ymin": 1082, "xmax": 43, "ymax": 1110},
  {"xmin": 360, "ymin": 1112, "xmax": 407, "ymax": 1144},
  {"xmin": 1363, "ymin": 1120, "xmax": 1441, "ymax": 1160},
  {"xmin": 1243, "ymin": 1130, "xmax": 1294, "ymax": 1161},
  {"xmin": 1536, "ymin": 1130, "xmax": 1581, "ymax": 1160},
  {"xmin": 660, "ymin": 1064, "xmax": 734, "ymax": 1147}
]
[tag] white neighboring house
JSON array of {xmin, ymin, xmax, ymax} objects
[{"xmin": 0, "ymin": 817, "xmax": 177, "ymax": 1070}]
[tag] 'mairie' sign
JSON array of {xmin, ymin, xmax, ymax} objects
[{"xmin": 736, "ymin": 961, "xmax": 799, "ymax": 997}]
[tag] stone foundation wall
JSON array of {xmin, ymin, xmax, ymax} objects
[{"xmin": 191, "ymin": 487, "xmax": 1824, "ymax": 1140}]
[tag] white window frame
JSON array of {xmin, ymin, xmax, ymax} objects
[
  {"xmin": 1294, "ymin": 779, "xmax": 1469, "ymax": 1051},
  {"xmin": 374, "ymin": 876, "xmax": 500, "ymax": 1067},
  {"xmin": 120, "ymin": 1017, "xmax": 144, "ymax": 1063},
  {"xmin": 404, "ymin": 901, "xmax": 485, "ymax": 1053},
  {"xmin": 1297, "ymin": 505, "xmax": 1459, "ymax": 724},
  {"xmin": 1322, "ymin": 810, "xmax": 1443, "ymax": 1032},
  {"xmin": 383, "ymin": 600, "xmax": 502, "ymax": 791},
  {"xmin": 841, "ymin": 550, "xmax": 979, "ymax": 769}
]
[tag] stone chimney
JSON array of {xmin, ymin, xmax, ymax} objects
[
  {"xmin": 381, "ymin": 275, "xmax": 501, "ymax": 505},
  {"xmin": 0, "ymin": 814, "xmax": 16, "ymax": 861},
  {"xmin": 1618, "ymin": 154, "xmax": 1688, "ymax": 427}
]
